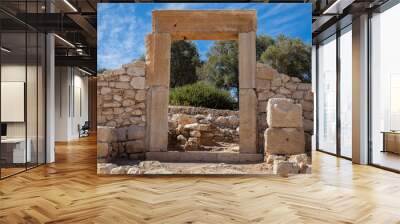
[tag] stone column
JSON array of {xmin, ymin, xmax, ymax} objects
[
  {"xmin": 239, "ymin": 32, "xmax": 257, "ymax": 153},
  {"xmin": 145, "ymin": 33, "xmax": 171, "ymax": 152}
]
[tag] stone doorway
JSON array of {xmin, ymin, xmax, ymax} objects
[{"xmin": 145, "ymin": 10, "xmax": 261, "ymax": 162}]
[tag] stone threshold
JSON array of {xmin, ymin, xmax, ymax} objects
[{"xmin": 145, "ymin": 151, "xmax": 263, "ymax": 163}]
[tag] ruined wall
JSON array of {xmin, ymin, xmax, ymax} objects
[
  {"xmin": 97, "ymin": 60, "xmax": 314, "ymax": 161},
  {"xmin": 168, "ymin": 106, "xmax": 239, "ymax": 151},
  {"xmin": 97, "ymin": 61, "xmax": 148, "ymax": 161},
  {"xmin": 255, "ymin": 63, "xmax": 314, "ymax": 152}
]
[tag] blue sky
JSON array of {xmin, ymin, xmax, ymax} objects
[{"xmin": 98, "ymin": 3, "xmax": 311, "ymax": 69}]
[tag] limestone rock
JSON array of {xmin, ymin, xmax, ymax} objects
[
  {"xmin": 288, "ymin": 153, "xmax": 308, "ymax": 164},
  {"xmin": 267, "ymin": 98, "xmax": 303, "ymax": 128},
  {"xmin": 126, "ymin": 140, "xmax": 145, "ymax": 153},
  {"xmin": 171, "ymin": 114, "xmax": 196, "ymax": 126},
  {"xmin": 127, "ymin": 126, "xmax": 145, "ymax": 140},
  {"xmin": 143, "ymin": 168, "xmax": 173, "ymax": 175},
  {"xmin": 265, "ymin": 128, "xmax": 305, "ymax": 155},
  {"xmin": 116, "ymin": 127, "xmax": 127, "ymax": 141},
  {"xmin": 135, "ymin": 90, "xmax": 146, "ymax": 101},
  {"xmin": 139, "ymin": 161, "xmax": 162, "ymax": 170},
  {"xmin": 110, "ymin": 166, "xmax": 128, "ymax": 175},
  {"xmin": 97, "ymin": 126, "xmax": 117, "ymax": 143},
  {"xmin": 184, "ymin": 123, "xmax": 199, "ymax": 130},
  {"xmin": 303, "ymin": 119, "xmax": 313, "ymax": 132},
  {"xmin": 177, "ymin": 135, "xmax": 187, "ymax": 144},
  {"xmin": 97, "ymin": 163, "xmax": 117, "ymax": 174},
  {"xmin": 127, "ymin": 166, "xmax": 140, "ymax": 175},
  {"xmin": 130, "ymin": 77, "xmax": 146, "ymax": 89},
  {"xmin": 97, "ymin": 143, "xmax": 109, "ymax": 158},
  {"xmin": 273, "ymin": 160, "xmax": 298, "ymax": 177},
  {"xmin": 184, "ymin": 137, "xmax": 200, "ymax": 151}
]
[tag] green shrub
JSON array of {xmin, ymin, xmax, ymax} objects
[{"xmin": 169, "ymin": 82, "xmax": 237, "ymax": 110}]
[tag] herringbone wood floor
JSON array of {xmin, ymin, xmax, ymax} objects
[{"xmin": 1, "ymin": 135, "xmax": 400, "ymax": 224}]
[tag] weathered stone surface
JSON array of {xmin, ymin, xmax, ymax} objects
[
  {"xmin": 265, "ymin": 128, "xmax": 305, "ymax": 155},
  {"xmin": 126, "ymin": 140, "xmax": 146, "ymax": 153},
  {"xmin": 184, "ymin": 137, "xmax": 200, "ymax": 151},
  {"xmin": 288, "ymin": 153, "xmax": 308, "ymax": 165},
  {"xmin": 127, "ymin": 167, "xmax": 140, "ymax": 175},
  {"xmin": 303, "ymin": 119, "xmax": 313, "ymax": 132},
  {"xmin": 146, "ymin": 33, "xmax": 171, "ymax": 87},
  {"xmin": 147, "ymin": 86, "xmax": 169, "ymax": 152},
  {"xmin": 130, "ymin": 77, "xmax": 146, "ymax": 89},
  {"xmin": 97, "ymin": 143, "xmax": 109, "ymax": 158},
  {"xmin": 110, "ymin": 166, "xmax": 128, "ymax": 174},
  {"xmin": 256, "ymin": 63, "xmax": 276, "ymax": 80},
  {"xmin": 301, "ymin": 100, "xmax": 313, "ymax": 112},
  {"xmin": 100, "ymin": 87, "xmax": 112, "ymax": 95},
  {"xmin": 116, "ymin": 127, "xmax": 127, "ymax": 141},
  {"xmin": 127, "ymin": 126, "xmax": 145, "ymax": 140},
  {"xmin": 256, "ymin": 78, "xmax": 271, "ymax": 90},
  {"xmin": 135, "ymin": 90, "xmax": 146, "ymax": 101},
  {"xmin": 267, "ymin": 98, "xmax": 303, "ymax": 128},
  {"xmin": 115, "ymin": 82, "xmax": 130, "ymax": 89},
  {"xmin": 139, "ymin": 161, "xmax": 162, "ymax": 170},
  {"xmin": 171, "ymin": 114, "xmax": 197, "ymax": 126},
  {"xmin": 239, "ymin": 89, "xmax": 258, "ymax": 153},
  {"xmin": 239, "ymin": 32, "xmax": 256, "ymax": 89},
  {"xmin": 97, "ymin": 163, "xmax": 117, "ymax": 174},
  {"xmin": 97, "ymin": 126, "xmax": 117, "ymax": 143},
  {"xmin": 273, "ymin": 160, "xmax": 298, "ymax": 177}
]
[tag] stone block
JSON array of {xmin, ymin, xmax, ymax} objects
[
  {"xmin": 265, "ymin": 128, "xmax": 305, "ymax": 155},
  {"xmin": 126, "ymin": 140, "xmax": 146, "ymax": 153},
  {"xmin": 97, "ymin": 143, "xmax": 109, "ymax": 158},
  {"xmin": 116, "ymin": 127, "xmax": 128, "ymax": 141},
  {"xmin": 239, "ymin": 89, "xmax": 258, "ymax": 153},
  {"xmin": 115, "ymin": 82, "xmax": 130, "ymax": 89},
  {"xmin": 273, "ymin": 160, "xmax": 298, "ymax": 177},
  {"xmin": 301, "ymin": 100, "xmax": 313, "ymax": 112},
  {"xmin": 97, "ymin": 126, "xmax": 117, "ymax": 143},
  {"xmin": 146, "ymin": 152, "xmax": 181, "ymax": 162},
  {"xmin": 238, "ymin": 153, "xmax": 264, "ymax": 163},
  {"xmin": 130, "ymin": 77, "xmax": 146, "ymax": 89},
  {"xmin": 239, "ymin": 32, "xmax": 256, "ymax": 89},
  {"xmin": 180, "ymin": 152, "xmax": 217, "ymax": 162},
  {"xmin": 127, "ymin": 125, "xmax": 146, "ymax": 140},
  {"xmin": 267, "ymin": 98, "xmax": 303, "ymax": 128},
  {"xmin": 256, "ymin": 78, "xmax": 270, "ymax": 90},
  {"xmin": 256, "ymin": 63, "xmax": 276, "ymax": 80},
  {"xmin": 146, "ymin": 86, "xmax": 169, "ymax": 152},
  {"xmin": 303, "ymin": 119, "xmax": 313, "ymax": 132},
  {"xmin": 216, "ymin": 153, "xmax": 239, "ymax": 163},
  {"xmin": 135, "ymin": 90, "xmax": 146, "ymax": 101}
]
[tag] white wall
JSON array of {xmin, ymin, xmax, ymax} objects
[{"xmin": 55, "ymin": 67, "xmax": 89, "ymax": 141}]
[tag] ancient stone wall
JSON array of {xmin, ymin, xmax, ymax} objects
[
  {"xmin": 168, "ymin": 106, "xmax": 239, "ymax": 152},
  {"xmin": 97, "ymin": 59, "xmax": 314, "ymax": 161},
  {"xmin": 255, "ymin": 63, "xmax": 314, "ymax": 152},
  {"xmin": 97, "ymin": 61, "xmax": 148, "ymax": 161}
]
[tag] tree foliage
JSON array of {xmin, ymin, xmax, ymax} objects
[
  {"xmin": 170, "ymin": 82, "xmax": 237, "ymax": 110},
  {"xmin": 197, "ymin": 41, "xmax": 239, "ymax": 91},
  {"xmin": 256, "ymin": 35, "xmax": 275, "ymax": 60},
  {"xmin": 170, "ymin": 40, "xmax": 201, "ymax": 88},
  {"xmin": 260, "ymin": 35, "xmax": 311, "ymax": 81}
]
